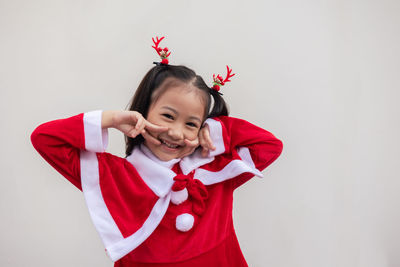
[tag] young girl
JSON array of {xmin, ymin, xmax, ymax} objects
[{"xmin": 30, "ymin": 36, "xmax": 283, "ymax": 267}]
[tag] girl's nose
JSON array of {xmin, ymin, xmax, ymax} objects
[{"xmin": 167, "ymin": 126, "xmax": 184, "ymax": 141}]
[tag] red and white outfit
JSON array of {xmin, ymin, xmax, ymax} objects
[{"xmin": 31, "ymin": 110, "xmax": 283, "ymax": 266}]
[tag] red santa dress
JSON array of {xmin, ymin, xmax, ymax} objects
[{"xmin": 30, "ymin": 110, "xmax": 283, "ymax": 266}]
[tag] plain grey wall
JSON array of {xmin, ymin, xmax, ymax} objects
[{"xmin": 1, "ymin": 0, "xmax": 399, "ymax": 266}]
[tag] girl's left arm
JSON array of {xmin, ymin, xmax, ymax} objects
[{"xmin": 206, "ymin": 115, "xmax": 283, "ymax": 188}]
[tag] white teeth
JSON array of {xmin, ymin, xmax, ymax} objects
[{"xmin": 161, "ymin": 139, "xmax": 179, "ymax": 148}]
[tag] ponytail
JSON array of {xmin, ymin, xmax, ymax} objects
[{"xmin": 208, "ymin": 89, "xmax": 229, "ymax": 118}]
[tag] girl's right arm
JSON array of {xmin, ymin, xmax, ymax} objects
[
  {"xmin": 31, "ymin": 110, "xmax": 168, "ymax": 190},
  {"xmin": 31, "ymin": 111, "xmax": 105, "ymax": 190}
]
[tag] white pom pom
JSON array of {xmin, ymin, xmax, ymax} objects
[
  {"xmin": 171, "ymin": 188, "xmax": 188, "ymax": 205},
  {"xmin": 176, "ymin": 213, "xmax": 194, "ymax": 232}
]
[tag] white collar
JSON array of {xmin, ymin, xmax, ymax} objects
[{"xmin": 125, "ymin": 144, "xmax": 219, "ymax": 198}]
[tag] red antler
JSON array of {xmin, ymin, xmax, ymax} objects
[
  {"xmin": 212, "ymin": 65, "xmax": 235, "ymax": 92},
  {"xmin": 152, "ymin": 36, "xmax": 171, "ymax": 64},
  {"xmin": 152, "ymin": 36, "xmax": 164, "ymax": 55},
  {"xmin": 222, "ymin": 65, "xmax": 235, "ymax": 84}
]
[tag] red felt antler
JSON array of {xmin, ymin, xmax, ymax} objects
[
  {"xmin": 212, "ymin": 65, "xmax": 235, "ymax": 92},
  {"xmin": 152, "ymin": 36, "xmax": 171, "ymax": 64},
  {"xmin": 222, "ymin": 65, "xmax": 235, "ymax": 84}
]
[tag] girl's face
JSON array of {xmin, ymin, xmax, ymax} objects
[{"xmin": 144, "ymin": 81, "xmax": 207, "ymax": 161}]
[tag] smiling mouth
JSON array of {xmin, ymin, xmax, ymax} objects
[{"xmin": 160, "ymin": 139, "xmax": 181, "ymax": 149}]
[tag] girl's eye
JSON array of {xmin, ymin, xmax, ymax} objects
[
  {"xmin": 162, "ymin": 114, "xmax": 173, "ymax": 119},
  {"xmin": 186, "ymin": 122, "xmax": 198, "ymax": 128}
]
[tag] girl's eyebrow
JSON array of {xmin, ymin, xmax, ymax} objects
[
  {"xmin": 161, "ymin": 106, "xmax": 202, "ymax": 123},
  {"xmin": 161, "ymin": 106, "xmax": 177, "ymax": 114}
]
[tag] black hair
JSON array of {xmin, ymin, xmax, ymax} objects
[{"xmin": 124, "ymin": 64, "xmax": 229, "ymax": 157}]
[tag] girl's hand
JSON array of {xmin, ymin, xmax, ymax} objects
[
  {"xmin": 198, "ymin": 124, "xmax": 216, "ymax": 157},
  {"xmin": 180, "ymin": 137, "xmax": 200, "ymax": 158},
  {"xmin": 111, "ymin": 111, "xmax": 168, "ymax": 145},
  {"xmin": 180, "ymin": 124, "xmax": 216, "ymax": 158}
]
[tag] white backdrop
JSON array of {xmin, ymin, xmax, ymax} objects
[{"xmin": 1, "ymin": 0, "xmax": 399, "ymax": 266}]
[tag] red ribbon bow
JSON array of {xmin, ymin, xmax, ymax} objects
[{"xmin": 172, "ymin": 174, "xmax": 209, "ymax": 216}]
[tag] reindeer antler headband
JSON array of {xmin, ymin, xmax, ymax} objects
[
  {"xmin": 152, "ymin": 36, "xmax": 235, "ymax": 94},
  {"xmin": 211, "ymin": 65, "xmax": 235, "ymax": 95},
  {"xmin": 152, "ymin": 36, "xmax": 170, "ymax": 65}
]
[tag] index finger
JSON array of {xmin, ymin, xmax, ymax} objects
[
  {"xmin": 184, "ymin": 138, "xmax": 199, "ymax": 148},
  {"xmin": 145, "ymin": 121, "xmax": 168, "ymax": 133}
]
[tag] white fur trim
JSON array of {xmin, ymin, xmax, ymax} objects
[
  {"xmin": 170, "ymin": 188, "xmax": 188, "ymax": 205},
  {"xmin": 83, "ymin": 110, "xmax": 108, "ymax": 152},
  {"xmin": 126, "ymin": 146, "xmax": 176, "ymax": 198},
  {"xmin": 194, "ymin": 147, "xmax": 264, "ymax": 185},
  {"xmin": 80, "ymin": 151, "xmax": 122, "ymax": 244},
  {"xmin": 237, "ymin": 146, "xmax": 258, "ymax": 169},
  {"xmin": 80, "ymin": 150, "xmax": 171, "ymax": 262},
  {"xmin": 204, "ymin": 118, "xmax": 225, "ymax": 156},
  {"xmin": 176, "ymin": 213, "xmax": 194, "ymax": 232}
]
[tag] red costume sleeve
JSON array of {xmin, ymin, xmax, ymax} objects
[
  {"xmin": 30, "ymin": 113, "xmax": 88, "ymax": 190},
  {"xmin": 210, "ymin": 116, "xmax": 283, "ymax": 189}
]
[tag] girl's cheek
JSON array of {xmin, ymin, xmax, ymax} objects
[{"xmin": 187, "ymin": 131, "xmax": 199, "ymax": 141}]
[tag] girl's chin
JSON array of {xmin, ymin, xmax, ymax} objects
[{"xmin": 154, "ymin": 148, "xmax": 180, "ymax": 161}]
